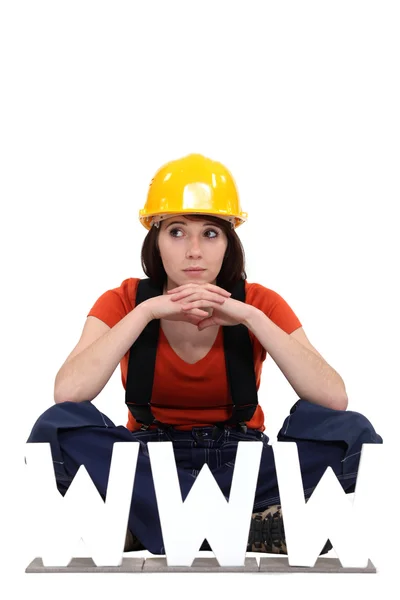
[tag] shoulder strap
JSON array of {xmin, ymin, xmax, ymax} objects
[
  {"xmin": 125, "ymin": 278, "xmax": 162, "ymax": 428},
  {"xmin": 125, "ymin": 278, "xmax": 259, "ymax": 432},
  {"xmin": 217, "ymin": 279, "xmax": 259, "ymax": 433}
]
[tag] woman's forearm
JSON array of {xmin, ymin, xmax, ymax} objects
[
  {"xmin": 243, "ymin": 307, "xmax": 348, "ymax": 410},
  {"xmin": 54, "ymin": 303, "xmax": 151, "ymax": 404}
]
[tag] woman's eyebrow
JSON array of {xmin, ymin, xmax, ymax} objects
[
  {"xmin": 167, "ymin": 221, "xmax": 220, "ymax": 228},
  {"xmin": 166, "ymin": 221, "xmax": 186, "ymax": 227}
]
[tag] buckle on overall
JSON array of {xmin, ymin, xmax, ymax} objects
[
  {"xmin": 236, "ymin": 422, "xmax": 248, "ymax": 435},
  {"xmin": 154, "ymin": 421, "xmax": 173, "ymax": 432},
  {"xmin": 212, "ymin": 424, "xmax": 224, "ymax": 440},
  {"xmin": 140, "ymin": 418, "xmax": 173, "ymax": 432}
]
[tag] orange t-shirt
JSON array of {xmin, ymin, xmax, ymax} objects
[{"xmin": 87, "ymin": 278, "xmax": 302, "ymax": 432}]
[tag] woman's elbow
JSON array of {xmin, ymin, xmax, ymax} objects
[
  {"xmin": 53, "ymin": 380, "xmax": 79, "ymax": 404},
  {"xmin": 336, "ymin": 394, "xmax": 349, "ymax": 411}
]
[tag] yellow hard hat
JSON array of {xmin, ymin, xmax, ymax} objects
[{"xmin": 139, "ymin": 153, "xmax": 248, "ymax": 230}]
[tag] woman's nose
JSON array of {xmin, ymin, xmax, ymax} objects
[{"xmin": 186, "ymin": 237, "xmax": 202, "ymax": 257}]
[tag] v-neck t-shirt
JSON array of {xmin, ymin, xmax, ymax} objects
[{"xmin": 87, "ymin": 278, "xmax": 302, "ymax": 432}]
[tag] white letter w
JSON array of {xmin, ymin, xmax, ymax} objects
[{"xmin": 25, "ymin": 442, "xmax": 139, "ymax": 567}]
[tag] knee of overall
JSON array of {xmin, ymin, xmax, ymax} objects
[
  {"xmin": 27, "ymin": 400, "xmax": 111, "ymax": 444},
  {"xmin": 345, "ymin": 409, "xmax": 383, "ymax": 445}
]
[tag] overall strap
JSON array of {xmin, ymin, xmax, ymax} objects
[
  {"xmin": 125, "ymin": 278, "xmax": 163, "ymax": 429},
  {"xmin": 214, "ymin": 279, "xmax": 259, "ymax": 437}
]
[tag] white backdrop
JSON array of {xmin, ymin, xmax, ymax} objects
[{"xmin": 1, "ymin": 0, "xmax": 399, "ymax": 598}]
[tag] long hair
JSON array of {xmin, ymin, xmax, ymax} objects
[{"xmin": 141, "ymin": 214, "xmax": 247, "ymax": 292}]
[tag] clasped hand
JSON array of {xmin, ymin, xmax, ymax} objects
[{"xmin": 167, "ymin": 283, "xmax": 251, "ymax": 330}]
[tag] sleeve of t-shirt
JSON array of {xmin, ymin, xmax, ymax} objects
[
  {"xmin": 86, "ymin": 278, "xmax": 139, "ymax": 329},
  {"xmin": 245, "ymin": 282, "xmax": 302, "ymax": 334},
  {"xmin": 86, "ymin": 289, "xmax": 127, "ymax": 329}
]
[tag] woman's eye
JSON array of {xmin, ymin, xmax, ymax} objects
[
  {"xmin": 204, "ymin": 229, "xmax": 218, "ymax": 238},
  {"xmin": 170, "ymin": 228, "xmax": 183, "ymax": 237}
]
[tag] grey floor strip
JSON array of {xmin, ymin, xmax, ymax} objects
[
  {"xmin": 26, "ymin": 556, "xmax": 376, "ymax": 573},
  {"xmin": 143, "ymin": 557, "xmax": 259, "ymax": 572},
  {"xmin": 259, "ymin": 557, "xmax": 376, "ymax": 573},
  {"xmin": 25, "ymin": 557, "xmax": 144, "ymax": 573}
]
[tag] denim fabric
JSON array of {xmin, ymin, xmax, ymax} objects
[{"xmin": 27, "ymin": 398, "xmax": 382, "ymax": 555}]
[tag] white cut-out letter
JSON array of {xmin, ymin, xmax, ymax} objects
[
  {"xmin": 148, "ymin": 440, "xmax": 263, "ymax": 567},
  {"xmin": 272, "ymin": 441, "xmax": 383, "ymax": 567},
  {"xmin": 25, "ymin": 442, "xmax": 139, "ymax": 567}
]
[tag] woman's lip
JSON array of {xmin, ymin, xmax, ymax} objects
[{"xmin": 184, "ymin": 268, "xmax": 206, "ymax": 271}]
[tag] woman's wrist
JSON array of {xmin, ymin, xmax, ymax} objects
[
  {"xmin": 133, "ymin": 300, "xmax": 154, "ymax": 325},
  {"xmin": 241, "ymin": 305, "xmax": 264, "ymax": 329}
]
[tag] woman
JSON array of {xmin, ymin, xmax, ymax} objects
[{"xmin": 27, "ymin": 153, "xmax": 382, "ymax": 556}]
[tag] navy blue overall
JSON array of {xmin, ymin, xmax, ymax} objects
[
  {"xmin": 26, "ymin": 398, "xmax": 382, "ymax": 555},
  {"xmin": 26, "ymin": 278, "xmax": 383, "ymax": 554}
]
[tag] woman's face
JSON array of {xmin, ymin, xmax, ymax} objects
[{"xmin": 157, "ymin": 215, "xmax": 228, "ymax": 290}]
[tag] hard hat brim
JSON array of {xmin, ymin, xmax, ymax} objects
[{"xmin": 139, "ymin": 211, "xmax": 247, "ymax": 230}]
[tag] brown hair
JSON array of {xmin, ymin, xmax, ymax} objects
[{"xmin": 140, "ymin": 214, "xmax": 247, "ymax": 291}]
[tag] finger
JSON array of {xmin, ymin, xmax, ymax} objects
[
  {"xmin": 168, "ymin": 287, "xmax": 200, "ymax": 300},
  {"xmin": 167, "ymin": 284, "xmax": 200, "ymax": 294},
  {"xmin": 200, "ymin": 283, "xmax": 231, "ymax": 297},
  {"xmin": 168, "ymin": 284, "xmax": 231, "ymax": 297},
  {"xmin": 185, "ymin": 314, "xmax": 206, "ymax": 326},
  {"xmin": 197, "ymin": 317, "xmax": 215, "ymax": 330},
  {"xmin": 171, "ymin": 291, "xmax": 226, "ymax": 304},
  {"xmin": 182, "ymin": 306, "xmax": 210, "ymax": 317},
  {"xmin": 170, "ymin": 287, "xmax": 230, "ymax": 302},
  {"xmin": 181, "ymin": 300, "xmax": 225, "ymax": 310},
  {"xmin": 169, "ymin": 289, "xmax": 199, "ymax": 301}
]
